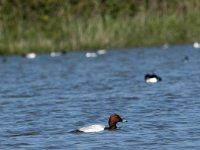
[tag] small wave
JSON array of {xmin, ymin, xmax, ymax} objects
[
  {"xmin": 124, "ymin": 96, "xmax": 140, "ymax": 100},
  {"xmin": 8, "ymin": 130, "xmax": 41, "ymax": 137}
]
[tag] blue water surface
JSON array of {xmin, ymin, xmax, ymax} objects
[{"xmin": 0, "ymin": 44, "xmax": 200, "ymax": 150}]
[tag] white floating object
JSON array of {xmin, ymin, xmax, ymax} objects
[
  {"xmin": 85, "ymin": 52, "xmax": 97, "ymax": 58},
  {"xmin": 25, "ymin": 53, "xmax": 36, "ymax": 59},
  {"xmin": 162, "ymin": 44, "xmax": 169, "ymax": 49},
  {"xmin": 50, "ymin": 52, "xmax": 61, "ymax": 57},
  {"xmin": 97, "ymin": 49, "xmax": 107, "ymax": 55},
  {"xmin": 193, "ymin": 42, "xmax": 200, "ymax": 49}
]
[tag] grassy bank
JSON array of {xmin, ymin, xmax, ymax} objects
[{"xmin": 0, "ymin": 1, "xmax": 200, "ymax": 55}]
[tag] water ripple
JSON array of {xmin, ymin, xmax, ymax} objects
[{"xmin": 1, "ymin": 45, "xmax": 200, "ymax": 149}]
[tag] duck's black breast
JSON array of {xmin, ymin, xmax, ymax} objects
[{"xmin": 104, "ymin": 126, "xmax": 117, "ymax": 131}]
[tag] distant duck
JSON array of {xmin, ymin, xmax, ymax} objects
[
  {"xmin": 97, "ymin": 49, "xmax": 107, "ymax": 55},
  {"xmin": 50, "ymin": 52, "xmax": 62, "ymax": 57},
  {"xmin": 162, "ymin": 43, "xmax": 169, "ymax": 49},
  {"xmin": 22, "ymin": 53, "xmax": 36, "ymax": 59},
  {"xmin": 85, "ymin": 52, "xmax": 97, "ymax": 58},
  {"xmin": 183, "ymin": 56, "xmax": 189, "ymax": 63},
  {"xmin": 76, "ymin": 114, "xmax": 127, "ymax": 133},
  {"xmin": 50, "ymin": 50, "xmax": 67, "ymax": 57},
  {"xmin": 2, "ymin": 58, "xmax": 7, "ymax": 63},
  {"xmin": 145, "ymin": 74, "xmax": 162, "ymax": 83},
  {"xmin": 61, "ymin": 50, "xmax": 67, "ymax": 54},
  {"xmin": 193, "ymin": 42, "xmax": 200, "ymax": 49}
]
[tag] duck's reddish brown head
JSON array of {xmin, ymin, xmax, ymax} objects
[{"xmin": 108, "ymin": 114, "xmax": 127, "ymax": 129}]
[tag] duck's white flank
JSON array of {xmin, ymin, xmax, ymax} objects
[
  {"xmin": 97, "ymin": 49, "xmax": 107, "ymax": 55},
  {"xmin": 146, "ymin": 77, "xmax": 158, "ymax": 83},
  {"xmin": 26, "ymin": 53, "xmax": 36, "ymax": 59},
  {"xmin": 85, "ymin": 52, "xmax": 97, "ymax": 58},
  {"xmin": 193, "ymin": 42, "xmax": 200, "ymax": 49},
  {"xmin": 78, "ymin": 124, "xmax": 105, "ymax": 133},
  {"xmin": 50, "ymin": 52, "xmax": 61, "ymax": 57}
]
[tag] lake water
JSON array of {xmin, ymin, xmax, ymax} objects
[{"xmin": 1, "ymin": 44, "xmax": 200, "ymax": 149}]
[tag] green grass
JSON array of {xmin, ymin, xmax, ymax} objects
[{"xmin": 0, "ymin": 12, "xmax": 200, "ymax": 55}]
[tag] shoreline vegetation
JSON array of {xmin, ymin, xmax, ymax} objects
[{"xmin": 0, "ymin": 0, "xmax": 200, "ymax": 55}]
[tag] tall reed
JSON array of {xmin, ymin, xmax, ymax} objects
[{"xmin": 0, "ymin": 1, "xmax": 200, "ymax": 55}]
